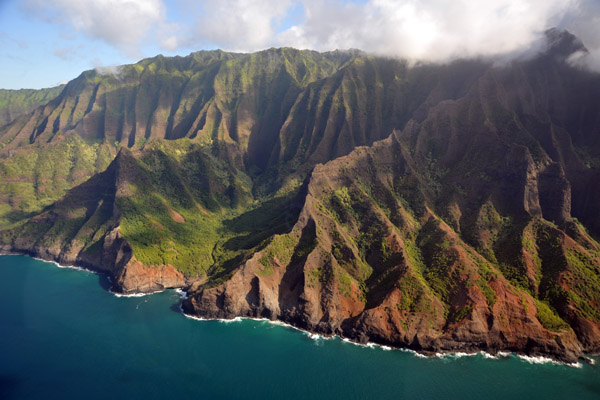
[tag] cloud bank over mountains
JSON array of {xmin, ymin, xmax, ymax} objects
[{"xmin": 24, "ymin": 0, "xmax": 600, "ymax": 68}]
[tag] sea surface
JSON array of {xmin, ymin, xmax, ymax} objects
[{"xmin": 0, "ymin": 254, "xmax": 598, "ymax": 400}]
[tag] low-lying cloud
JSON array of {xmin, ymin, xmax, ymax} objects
[
  {"xmin": 279, "ymin": 0, "xmax": 574, "ymax": 61},
  {"xmin": 25, "ymin": 0, "xmax": 600, "ymax": 69}
]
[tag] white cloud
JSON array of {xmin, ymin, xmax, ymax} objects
[
  {"xmin": 24, "ymin": 0, "xmax": 170, "ymax": 57},
  {"xmin": 23, "ymin": 0, "xmax": 600, "ymax": 70},
  {"xmin": 276, "ymin": 0, "xmax": 577, "ymax": 62},
  {"xmin": 558, "ymin": 0, "xmax": 600, "ymax": 70},
  {"xmin": 185, "ymin": 0, "xmax": 293, "ymax": 52},
  {"xmin": 173, "ymin": 0, "xmax": 600, "ymax": 69}
]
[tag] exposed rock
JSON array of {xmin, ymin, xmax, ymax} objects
[{"xmin": 1, "ymin": 32, "xmax": 600, "ymax": 362}]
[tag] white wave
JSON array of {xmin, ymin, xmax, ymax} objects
[
  {"xmin": 341, "ymin": 337, "xmax": 360, "ymax": 346},
  {"xmin": 182, "ymin": 312, "xmax": 208, "ymax": 321},
  {"xmin": 480, "ymin": 351, "xmax": 511, "ymax": 360},
  {"xmin": 32, "ymin": 256, "xmax": 96, "ymax": 274},
  {"xmin": 399, "ymin": 348, "xmax": 430, "ymax": 359},
  {"xmin": 110, "ymin": 289, "xmax": 163, "ymax": 298},
  {"xmin": 232, "ymin": 316, "xmax": 335, "ymax": 341},
  {"xmin": 175, "ymin": 288, "xmax": 188, "ymax": 300},
  {"xmin": 264, "ymin": 320, "xmax": 289, "ymax": 327},
  {"xmin": 517, "ymin": 354, "xmax": 581, "ymax": 368},
  {"xmin": 217, "ymin": 317, "xmax": 242, "ymax": 323},
  {"xmin": 518, "ymin": 354, "xmax": 557, "ymax": 365},
  {"xmin": 435, "ymin": 352, "xmax": 478, "ymax": 359},
  {"xmin": 261, "ymin": 319, "xmax": 334, "ymax": 341},
  {"xmin": 480, "ymin": 352, "xmax": 500, "ymax": 359},
  {"xmin": 340, "ymin": 338, "xmax": 390, "ymax": 351},
  {"xmin": 175, "ymin": 308, "xmax": 585, "ymax": 365}
]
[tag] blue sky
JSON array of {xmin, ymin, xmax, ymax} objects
[
  {"xmin": 0, "ymin": 0, "xmax": 207, "ymax": 89},
  {"xmin": 1, "ymin": 0, "xmax": 599, "ymax": 90}
]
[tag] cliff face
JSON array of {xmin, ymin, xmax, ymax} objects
[
  {"xmin": 0, "ymin": 149, "xmax": 187, "ymax": 293},
  {"xmin": 182, "ymin": 130, "xmax": 598, "ymax": 363},
  {"xmin": 1, "ymin": 31, "xmax": 600, "ymax": 362}
]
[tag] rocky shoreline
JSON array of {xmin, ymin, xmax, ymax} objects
[
  {"xmin": 180, "ymin": 293, "xmax": 588, "ymax": 365},
  {"xmin": 1, "ymin": 246, "xmax": 594, "ymax": 365},
  {"xmin": 178, "ymin": 312, "xmax": 597, "ymax": 367},
  {"xmin": 0, "ymin": 228, "xmax": 189, "ymax": 294}
]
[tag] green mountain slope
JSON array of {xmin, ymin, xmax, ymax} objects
[
  {"xmin": 0, "ymin": 85, "xmax": 65, "ymax": 127},
  {"xmin": 1, "ymin": 29, "xmax": 599, "ymax": 362}
]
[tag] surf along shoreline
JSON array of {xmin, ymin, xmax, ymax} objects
[{"xmin": 1, "ymin": 250, "xmax": 596, "ymax": 367}]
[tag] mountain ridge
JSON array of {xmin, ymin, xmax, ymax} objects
[{"xmin": 1, "ymin": 30, "xmax": 600, "ymax": 363}]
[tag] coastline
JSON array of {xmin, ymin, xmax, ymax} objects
[
  {"xmin": 1, "ymin": 250, "xmax": 595, "ymax": 367},
  {"xmin": 173, "ymin": 288, "xmax": 591, "ymax": 368},
  {"xmin": 177, "ymin": 306, "xmax": 589, "ymax": 368}
]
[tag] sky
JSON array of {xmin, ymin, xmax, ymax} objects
[{"xmin": 1, "ymin": 0, "xmax": 599, "ymax": 90}]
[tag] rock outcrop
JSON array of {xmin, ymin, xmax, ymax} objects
[
  {"xmin": 183, "ymin": 131, "xmax": 598, "ymax": 363},
  {"xmin": 0, "ymin": 149, "xmax": 190, "ymax": 293},
  {"xmin": 1, "ymin": 30, "xmax": 600, "ymax": 362}
]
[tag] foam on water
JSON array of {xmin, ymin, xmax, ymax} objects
[
  {"xmin": 175, "ymin": 288, "xmax": 188, "ymax": 300},
  {"xmin": 179, "ymin": 308, "xmax": 587, "ymax": 364},
  {"xmin": 480, "ymin": 351, "xmax": 511, "ymax": 360},
  {"xmin": 307, "ymin": 332, "xmax": 324, "ymax": 340},
  {"xmin": 399, "ymin": 348, "xmax": 430, "ymax": 359},
  {"xmin": 110, "ymin": 289, "xmax": 164, "ymax": 298},
  {"xmin": 3, "ymin": 253, "xmax": 598, "ymax": 400},
  {"xmin": 339, "ymin": 337, "xmax": 393, "ymax": 351},
  {"xmin": 28, "ymin": 254, "xmax": 164, "ymax": 299},
  {"xmin": 34, "ymin": 257, "xmax": 94, "ymax": 274},
  {"xmin": 16, "ymin": 253, "xmax": 590, "ymax": 368},
  {"xmin": 218, "ymin": 317, "xmax": 243, "ymax": 323},
  {"xmin": 182, "ymin": 312, "xmax": 208, "ymax": 321},
  {"xmin": 435, "ymin": 352, "xmax": 478, "ymax": 359},
  {"xmin": 517, "ymin": 354, "xmax": 582, "ymax": 368}
]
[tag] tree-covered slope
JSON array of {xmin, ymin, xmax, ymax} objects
[
  {"xmin": 1, "ymin": 30, "xmax": 599, "ymax": 362},
  {"xmin": 0, "ymin": 85, "xmax": 65, "ymax": 127}
]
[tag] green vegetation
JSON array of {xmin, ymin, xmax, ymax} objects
[
  {"xmin": 0, "ymin": 85, "xmax": 65, "ymax": 127},
  {"xmin": 562, "ymin": 248, "xmax": 600, "ymax": 321},
  {"xmin": 258, "ymin": 234, "xmax": 298, "ymax": 275},
  {"xmin": 417, "ymin": 222, "xmax": 458, "ymax": 301},
  {"xmin": 0, "ymin": 135, "xmax": 116, "ymax": 227},
  {"xmin": 477, "ymin": 279, "xmax": 497, "ymax": 309},
  {"xmin": 451, "ymin": 305, "xmax": 473, "ymax": 323},
  {"xmin": 336, "ymin": 267, "xmax": 354, "ymax": 297},
  {"xmin": 1, "ymin": 46, "xmax": 600, "ymax": 350},
  {"xmin": 534, "ymin": 299, "xmax": 569, "ymax": 331},
  {"xmin": 396, "ymin": 274, "xmax": 429, "ymax": 313},
  {"xmin": 115, "ymin": 140, "xmax": 303, "ymax": 277}
]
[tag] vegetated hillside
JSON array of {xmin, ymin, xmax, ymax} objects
[
  {"xmin": 1, "ymin": 29, "xmax": 599, "ymax": 362},
  {"xmin": 0, "ymin": 47, "xmax": 488, "ymax": 225},
  {"xmin": 0, "ymin": 85, "xmax": 65, "ymax": 127}
]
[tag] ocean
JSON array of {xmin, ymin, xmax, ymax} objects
[{"xmin": 0, "ymin": 254, "xmax": 598, "ymax": 400}]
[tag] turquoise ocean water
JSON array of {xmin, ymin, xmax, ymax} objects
[{"xmin": 0, "ymin": 254, "xmax": 598, "ymax": 400}]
